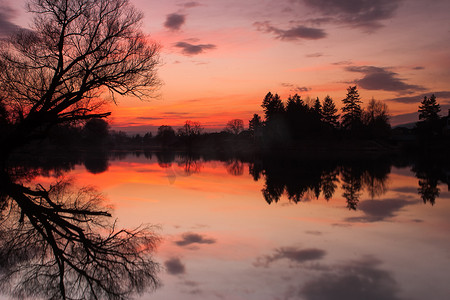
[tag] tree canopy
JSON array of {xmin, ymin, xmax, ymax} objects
[{"xmin": 0, "ymin": 0, "xmax": 160, "ymax": 155}]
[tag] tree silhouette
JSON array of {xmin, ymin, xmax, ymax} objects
[
  {"xmin": 261, "ymin": 92, "xmax": 284, "ymax": 122},
  {"xmin": 363, "ymin": 98, "xmax": 390, "ymax": 138},
  {"xmin": 0, "ymin": 0, "xmax": 160, "ymax": 157},
  {"xmin": 418, "ymin": 94, "xmax": 440, "ymax": 122},
  {"xmin": 321, "ymin": 95, "xmax": 339, "ymax": 128},
  {"xmin": 248, "ymin": 114, "xmax": 263, "ymax": 137},
  {"xmin": 313, "ymin": 97, "xmax": 322, "ymax": 117},
  {"xmin": 156, "ymin": 125, "xmax": 176, "ymax": 147},
  {"xmin": 341, "ymin": 86, "xmax": 363, "ymax": 131},
  {"xmin": 0, "ymin": 174, "xmax": 160, "ymax": 299},
  {"xmin": 225, "ymin": 119, "xmax": 244, "ymax": 135},
  {"xmin": 178, "ymin": 120, "xmax": 203, "ymax": 137}
]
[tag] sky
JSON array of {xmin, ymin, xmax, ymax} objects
[{"xmin": 1, "ymin": 0, "xmax": 450, "ymax": 132}]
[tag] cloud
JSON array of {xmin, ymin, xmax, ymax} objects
[
  {"xmin": 164, "ymin": 257, "xmax": 186, "ymax": 275},
  {"xmin": 174, "ymin": 232, "xmax": 216, "ymax": 247},
  {"xmin": 174, "ymin": 41, "xmax": 216, "ymax": 55},
  {"xmin": 281, "ymin": 83, "xmax": 311, "ymax": 92},
  {"xmin": 346, "ymin": 66, "xmax": 425, "ymax": 93},
  {"xmin": 302, "ymin": 0, "xmax": 401, "ymax": 31},
  {"xmin": 300, "ymin": 256, "xmax": 402, "ymax": 300},
  {"xmin": 306, "ymin": 52, "xmax": 324, "ymax": 58},
  {"xmin": 164, "ymin": 13, "xmax": 186, "ymax": 31},
  {"xmin": 388, "ymin": 91, "xmax": 450, "ymax": 104},
  {"xmin": 179, "ymin": 2, "xmax": 201, "ymax": 9},
  {"xmin": 0, "ymin": 2, "xmax": 20, "ymax": 37},
  {"xmin": 254, "ymin": 21, "xmax": 327, "ymax": 40},
  {"xmin": 346, "ymin": 199, "xmax": 413, "ymax": 222},
  {"xmin": 254, "ymin": 247, "xmax": 326, "ymax": 267}
]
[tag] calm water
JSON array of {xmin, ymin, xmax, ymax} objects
[{"xmin": 2, "ymin": 152, "xmax": 450, "ymax": 299}]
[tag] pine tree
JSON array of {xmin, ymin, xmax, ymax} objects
[
  {"xmin": 313, "ymin": 97, "xmax": 322, "ymax": 116},
  {"xmin": 341, "ymin": 86, "xmax": 363, "ymax": 130},
  {"xmin": 321, "ymin": 95, "xmax": 339, "ymax": 127},
  {"xmin": 249, "ymin": 114, "xmax": 263, "ymax": 132},
  {"xmin": 261, "ymin": 92, "xmax": 284, "ymax": 122},
  {"xmin": 418, "ymin": 94, "xmax": 440, "ymax": 122}
]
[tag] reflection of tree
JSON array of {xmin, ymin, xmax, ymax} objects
[
  {"xmin": 177, "ymin": 155, "xmax": 202, "ymax": 176},
  {"xmin": 0, "ymin": 174, "xmax": 160, "ymax": 299},
  {"xmin": 156, "ymin": 151, "xmax": 176, "ymax": 168},
  {"xmin": 418, "ymin": 178, "xmax": 439, "ymax": 205},
  {"xmin": 225, "ymin": 160, "xmax": 244, "ymax": 176},
  {"xmin": 341, "ymin": 167, "xmax": 362, "ymax": 210},
  {"xmin": 321, "ymin": 170, "xmax": 339, "ymax": 201}
]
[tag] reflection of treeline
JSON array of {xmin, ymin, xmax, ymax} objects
[
  {"xmin": 18, "ymin": 148, "xmax": 448, "ymax": 208},
  {"xmin": 249, "ymin": 155, "xmax": 392, "ymax": 209}
]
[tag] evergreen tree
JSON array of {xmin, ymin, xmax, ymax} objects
[
  {"xmin": 418, "ymin": 94, "xmax": 440, "ymax": 122},
  {"xmin": 249, "ymin": 114, "xmax": 263, "ymax": 132},
  {"xmin": 321, "ymin": 95, "xmax": 339, "ymax": 127},
  {"xmin": 261, "ymin": 92, "xmax": 284, "ymax": 122},
  {"xmin": 341, "ymin": 86, "xmax": 363, "ymax": 130},
  {"xmin": 313, "ymin": 97, "xmax": 322, "ymax": 116}
]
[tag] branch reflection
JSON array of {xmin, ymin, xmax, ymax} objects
[{"xmin": 0, "ymin": 171, "xmax": 160, "ymax": 300}]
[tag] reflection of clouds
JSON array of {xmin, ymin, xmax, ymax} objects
[
  {"xmin": 305, "ymin": 230, "xmax": 323, "ymax": 236},
  {"xmin": 392, "ymin": 186, "xmax": 420, "ymax": 195},
  {"xmin": 174, "ymin": 232, "xmax": 216, "ymax": 247},
  {"xmin": 179, "ymin": 280, "xmax": 204, "ymax": 296},
  {"xmin": 300, "ymin": 256, "xmax": 403, "ymax": 300},
  {"xmin": 254, "ymin": 247, "xmax": 326, "ymax": 268},
  {"xmin": 164, "ymin": 257, "xmax": 186, "ymax": 275},
  {"xmin": 346, "ymin": 199, "xmax": 413, "ymax": 222}
]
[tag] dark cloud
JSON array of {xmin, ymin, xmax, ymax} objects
[
  {"xmin": 174, "ymin": 232, "xmax": 216, "ymax": 247},
  {"xmin": 305, "ymin": 230, "xmax": 323, "ymax": 236},
  {"xmin": 346, "ymin": 66, "xmax": 425, "ymax": 93},
  {"xmin": 333, "ymin": 60, "xmax": 353, "ymax": 66},
  {"xmin": 306, "ymin": 52, "xmax": 324, "ymax": 58},
  {"xmin": 0, "ymin": 2, "xmax": 20, "ymax": 37},
  {"xmin": 164, "ymin": 257, "xmax": 186, "ymax": 275},
  {"xmin": 392, "ymin": 186, "xmax": 420, "ymax": 194},
  {"xmin": 174, "ymin": 41, "xmax": 216, "ymax": 55},
  {"xmin": 164, "ymin": 13, "xmax": 186, "ymax": 31},
  {"xmin": 254, "ymin": 247, "xmax": 326, "ymax": 267},
  {"xmin": 302, "ymin": 0, "xmax": 401, "ymax": 31},
  {"xmin": 179, "ymin": 2, "xmax": 201, "ymax": 9},
  {"xmin": 388, "ymin": 91, "xmax": 450, "ymax": 104},
  {"xmin": 300, "ymin": 256, "xmax": 402, "ymax": 300},
  {"xmin": 413, "ymin": 66, "xmax": 425, "ymax": 70},
  {"xmin": 346, "ymin": 199, "xmax": 413, "ymax": 222},
  {"xmin": 254, "ymin": 21, "xmax": 327, "ymax": 40},
  {"xmin": 281, "ymin": 83, "xmax": 311, "ymax": 92}
]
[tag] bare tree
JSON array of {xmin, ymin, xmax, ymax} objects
[
  {"xmin": 225, "ymin": 119, "xmax": 244, "ymax": 135},
  {"xmin": 177, "ymin": 120, "xmax": 203, "ymax": 137},
  {"xmin": 0, "ymin": 0, "xmax": 160, "ymax": 154}
]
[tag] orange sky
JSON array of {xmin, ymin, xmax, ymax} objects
[{"xmin": 3, "ymin": 0, "xmax": 450, "ymax": 133}]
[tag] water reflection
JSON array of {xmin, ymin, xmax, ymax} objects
[
  {"xmin": 0, "ymin": 168, "xmax": 160, "ymax": 299},
  {"xmin": 248, "ymin": 156, "xmax": 394, "ymax": 209},
  {"xmin": 3, "ymin": 150, "xmax": 450, "ymax": 299},
  {"xmin": 29, "ymin": 150, "xmax": 447, "ymax": 208}
]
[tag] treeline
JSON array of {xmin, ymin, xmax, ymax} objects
[
  {"xmin": 249, "ymin": 86, "xmax": 391, "ymax": 143},
  {"xmin": 14, "ymin": 86, "xmax": 449, "ymax": 153}
]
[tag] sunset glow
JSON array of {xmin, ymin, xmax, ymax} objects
[{"xmin": 2, "ymin": 0, "xmax": 450, "ymax": 132}]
